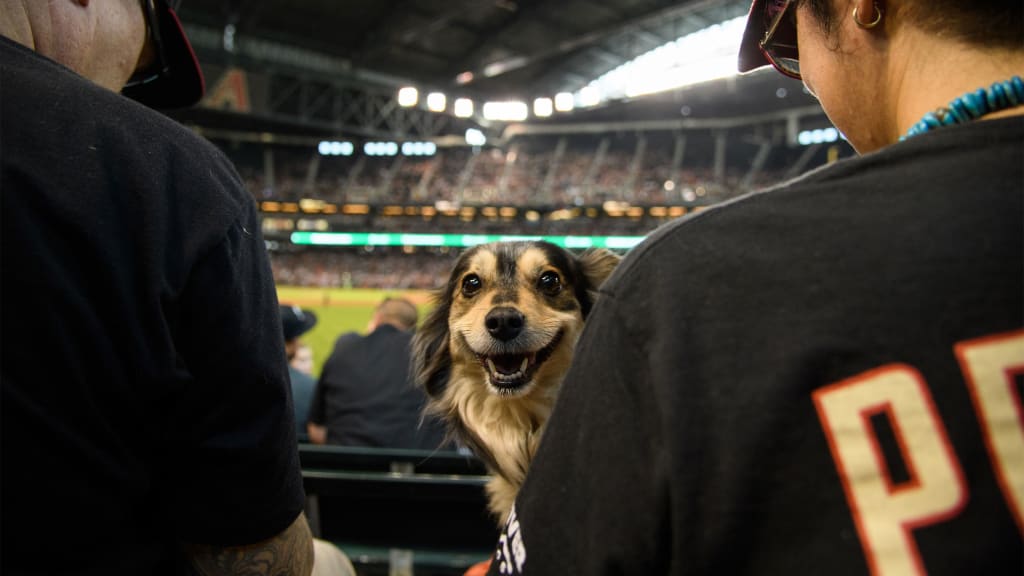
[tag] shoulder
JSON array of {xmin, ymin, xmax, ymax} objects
[
  {"xmin": 2, "ymin": 36, "xmax": 248, "ymax": 214},
  {"xmin": 289, "ymin": 367, "xmax": 316, "ymax": 389},
  {"xmin": 331, "ymin": 332, "xmax": 364, "ymax": 353}
]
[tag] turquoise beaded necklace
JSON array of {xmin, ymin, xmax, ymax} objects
[{"xmin": 901, "ymin": 75, "xmax": 1024, "ymax": 141}]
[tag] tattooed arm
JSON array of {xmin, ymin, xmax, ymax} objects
[{"xmin": 184, "ymin": 512, "xmax": 314, "ymax": 576}]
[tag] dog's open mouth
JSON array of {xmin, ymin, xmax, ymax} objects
[{"xmin": 477, "ymin": 330, "xmax": 564, "ymax": 393}]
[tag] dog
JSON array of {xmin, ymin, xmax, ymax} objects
[{"xmin": 412, "ymin": 241, "xmax": 620, "ymax": 523}]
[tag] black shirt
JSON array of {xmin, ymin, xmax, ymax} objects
[
  {"xmin": 310, "ymin": 324, "xmax": 448, "ymax": 449},
  {"xmin": 490, "ymin": 117, "xmax": 1024, "ymax": 575},
  {"xmin": 1, "ymin": 36, "xmax": 305, "ymax": 574}
]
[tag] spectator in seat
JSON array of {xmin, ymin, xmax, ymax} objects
[
  {"xmin": 281, "ymin": 304, "xmax": 319, "ymax": 443},
  {"xmin": 308, "ymin": 297, "xmax": 449, "ymax": 449},
  {"xmin": 291, "ymin": 342, "xmax": 316, "ymax": 377}
]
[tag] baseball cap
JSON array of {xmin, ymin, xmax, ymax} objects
[
  {"xmin": 738, "ymin": 0, "xmax": 772, "ymax": 73},
  {"xmin": 281, "ymin": 305, "xmax": 318, "ymax": 342},
  {"xmin": 122, "ymin": 0, "xmax": 205, "ymax": 108}
]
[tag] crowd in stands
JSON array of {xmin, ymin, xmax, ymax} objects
[
  {"xmin": 216, "ymin": 134, "xmax": 801, "ymax": 209},
  {"xmin": 270, "ymin": 248, "xmax": 458, "ymax": 290},
  {"xmin": 240, "ymin": 134, "xmax": 818, "ymax": 290}
]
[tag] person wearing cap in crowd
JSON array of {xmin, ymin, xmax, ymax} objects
[
  {"xmin": 281, "ymin": 304, "xmax": 318, "ymax": 443},
  {"xmin": 484, "ymin": 1, "xmax": 1022, "ymax": 574},
  {"xmin": 307, "ymin": 297, "xmax": 449, "ymax": 450},
  {"xmin": 1, "ymin": 1, "xmax": 313, "ymax": 574}
]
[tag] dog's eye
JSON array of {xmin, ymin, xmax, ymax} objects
[
  {"xmin": 461, "ymin": 274, "xmax": 482, "ymax": 297},
  {"xmin": 538, "ymin": 271, "xmax": 562, "ymax": 295}
]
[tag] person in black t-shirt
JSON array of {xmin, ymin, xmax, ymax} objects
[
  {"xmin": 0, "ymin": 1, "xmax": 312, "ymax": 574},
  {"xmin": 488, "ymin": 1, "xmax": 1023, "ymax": 575},
  {"xmin": 308, "ymin": 297, "xmax": 448, "ymax": 450}
]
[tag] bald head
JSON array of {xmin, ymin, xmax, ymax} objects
[
  {"xmin": 372, "ymin": 298, "xmax": 419, "ymax": 332},
  {"xmin": 0, "ymin": 0, "xmax": 150, "ymax": 93}
]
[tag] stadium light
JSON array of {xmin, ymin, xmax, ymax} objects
[
  {"xmin": 400, "ymin": 141, "xmax": 438, "ymax": 156},
  {"xmin": 427, "ymin": 92, "xmax": 446, "ymax": 112},
  {"xmin": 797, "ymin": 127, "xmax": 841, "ymax": 146},
  {"xmin": 554, "ymin": 92, "xmax": 574, "ymax": 112},
  {"xmin": 482, "ymin": 101, "xmax": 528, "ymax": 122},
  {"xmin": 454, "ymin": 98, "xmax": 474, "ymax": 118},
  {"xmin": 533, "ymin": 97, "xmax": 553, "ymax": 118},
  {"xmin": 465, "ymin": 128, "xmax": 487, "ymax": 147},
  {"xmin": 397, "ymin": 86, "xmax": 418, "ymax": 107},
  {"xmin": 318, "ymin": 140, "xmax": 354, "ymax": 156},
  {"xmin": 578, "ymin": 86, "xmax": 601, "ymax": 108},
  {"xmin": 364, "ymin": 142, "xmax": 399, "ymax": 156}
]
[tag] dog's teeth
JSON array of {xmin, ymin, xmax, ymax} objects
[
  {"xmin": 487, "ymin": 359, "xmax": 497, "ymax": 374},
  {"xmin": 520, "ymin": 357, "xmax": 529, "ymax": 372}
]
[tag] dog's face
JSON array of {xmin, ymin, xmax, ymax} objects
[
  {"xmin": 414, "ymin": 241, "xmax": 620, "ymax": 401},
  {"xmin": 450, "ymin": 242, "xmax": 587, "ymax": 398}
]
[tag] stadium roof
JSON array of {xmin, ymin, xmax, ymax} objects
[
  {"xmin": 174, "ymin": 0, "xmax": 824, "ymax": 136},
  {"xmin": 180, "ymin": 0, "xmax": 775, "ymax": 98}
]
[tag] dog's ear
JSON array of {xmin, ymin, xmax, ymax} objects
[
  {"xmin": 410, "ymin": 288, "xmax": 453, "ymax": 398},
  {"xmin": 579, "ymin": 248, "xmax": 620, "ymax": 289},
  {"xmin": 575, "ymin": 248, "xmax": 621, "ymax": 318}
]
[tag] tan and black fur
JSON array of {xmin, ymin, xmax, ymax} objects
[{"xmin": 412, "ymin": 241, "xmax": 619, "ymax": 523}]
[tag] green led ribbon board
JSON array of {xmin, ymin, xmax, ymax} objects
[{"xmin": 290, "ymin": 232, "xmax": 645, "ymax": 250}]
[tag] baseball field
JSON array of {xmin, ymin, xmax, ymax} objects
[{"xmin": 276, "ymin": 286, "xmax": 437, "ymax": 377}]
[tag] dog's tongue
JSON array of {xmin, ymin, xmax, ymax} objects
[{"xmin": 492, "ymin": 354, "xmax": 527, "ymax": 375}]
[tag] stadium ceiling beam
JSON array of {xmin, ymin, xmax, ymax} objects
[
  {"xmin": 186, "ymin": 23, "xmax": 415, "ymax": 91},
  {"xmin": 184, "ymin": 24, "xmax": 477, "ymax": 139},
  {"xmin": 590, "ymin": 47, "xmax": 627, "ymax": 68},
  {"xmin": 354, "ymin": 0, "xmax": 481, "ymax": 61},
  {"xmin": 628, "ymin": 26, "xmax": 668, "ymax": 47},
  {"xmin": 442, "ymin": 2, "xmax": 543, "ymax": 82},
  {"xmin": 586, "ymin": 0, "xmax": 626, "ymax": 18},
  {"xmin": 236, "ymin": 0, "xmax": 273, "ymax": 33},
  {"xmin": 499, "ymin": 104, "xmax": 827, "ymax": 141},
  {"xmin": 263, "ymin": 72, "xmax": 458, "ymax": 139}
]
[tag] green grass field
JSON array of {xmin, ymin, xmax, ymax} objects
[{"xmin": 276, "ymin": 286, "xmax": 436, "ymax": 377}]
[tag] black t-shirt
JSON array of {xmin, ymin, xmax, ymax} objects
[
  {"xmin": 1, "ymin": 36, "xmax": 305, "ymax": 574},
  {"xmin": 489, "ymin": 117, "xmax": 1024, "ymax": 574},
  {"xmin": 310, "ymin": 325, "xmax": 448, "ymax": 449}
]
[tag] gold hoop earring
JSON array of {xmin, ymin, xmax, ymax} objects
[{"xmin": 853, "ymin": 4, "xmax": 883, "ymax": 29}]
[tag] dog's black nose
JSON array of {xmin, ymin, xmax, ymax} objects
[{"xmin": 485, "ymin": 307, "xmax": 525, "ymax": 341}]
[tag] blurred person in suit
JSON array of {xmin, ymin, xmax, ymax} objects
[
  {"xmin": 0, "ymin": 1, "xmax": 312, "ymax": 573},
  {"xmin": 308, "ymin": 297, "xmax": 448, "ymax": 449}
]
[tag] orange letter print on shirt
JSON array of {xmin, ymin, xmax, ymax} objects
[{"xmin": 813, "ymin": 329, "xmax": 1024, "ymax": 576}]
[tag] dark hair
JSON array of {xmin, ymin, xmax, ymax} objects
[{"xmin": 801, "ymin": 0, "xmax": 1023, "ymax": 50}]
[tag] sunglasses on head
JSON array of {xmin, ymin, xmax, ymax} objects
[
  {"xmin": 760, "ymin": 0, "xmax": 801, "ymax": 79},
  {"xmin": 125, "ymin": 0, "xmax": 173, "ymax": 88}
]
